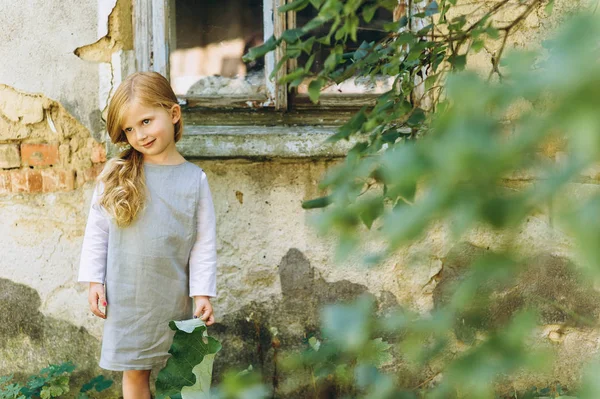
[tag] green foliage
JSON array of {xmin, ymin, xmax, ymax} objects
[
  {"xmin": 209, "ymin": 366, "xmax": 270, "ymax": 399},
  {"xmin": 78, "ymin": 375, "xmax": 112, "ymax": 399},
  {"xmin": 0, "ymin": 363, "xmax": 112, "ymax": 399},
  {"xmin": 241, "ymin": 0, "xmax": 600, "ymax": 397},
  {"xmin": 155, "ymin": 319, "xmax": 222, "ymax": 399},
  {"xmin": 0, "ymin": 375, "xmax": 25, "ymax": 399},
  {"xmin": 521, "ymin": 383, "xmax": 575, "ymax": 398},
  {"xmin": 279, "ymin": 296, "xmax": 398, "ymax": 398}
]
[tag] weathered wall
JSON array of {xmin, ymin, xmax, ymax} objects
[
  {"xmin": 1, "ymin": 0, "xmax": 599, "ymax": 397},
  {"xmin": 0, "ymin": 0, "xmax": 104, "ymax": 140}
]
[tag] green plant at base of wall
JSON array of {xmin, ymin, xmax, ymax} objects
[{"xmin": 0, "ymin": 362, "xmax": 112, "ymax": 399}]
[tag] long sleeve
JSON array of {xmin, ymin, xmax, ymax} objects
[
  {"xmin": 189, "ymin": 171, "xmax": 218, "ymax": 297},
  {"xmin": 78, "ymin": 183, "xmax": 109, "ymax": 284}
]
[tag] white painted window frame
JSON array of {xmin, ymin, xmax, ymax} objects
[{"xmin": 134, "ymin": 0, "xmax": 287, "ymax": 110}]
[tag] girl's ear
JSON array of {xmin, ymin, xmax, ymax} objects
[{"xmin": 170, "ymin": 104, "xmax": 181, "ymax": 124}]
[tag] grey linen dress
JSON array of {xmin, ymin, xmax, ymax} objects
[{"xmin": 94, "ymin": 162, "xmax": 210, "ymax": 370}]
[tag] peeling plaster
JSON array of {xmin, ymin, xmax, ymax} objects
[
  {"xmin": 0, "ymin": 84, "xmax": 98, "ymax": 171},
  {"xmin": 73, "ymin": 0, "xmax": 132, "ymax": 63},
  {"xmin": 0, "ymin": 85, "xmax": 85, "ymax": 142}
]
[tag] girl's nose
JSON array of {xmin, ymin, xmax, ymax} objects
[{"xmin": 135, "ymin": 129, "xmax": 148, "ymax": 141}]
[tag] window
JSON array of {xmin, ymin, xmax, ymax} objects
[
  {"xmin": 135, "ymin": 1, "xmax": 423, "ymax": 123},
  {"xmin": 170, "ymin": 0, "xmax": 268, "ymax": 104},
  {"xmin": 292, "ymin": 4, "xmax": 395, "ymax": 109}
]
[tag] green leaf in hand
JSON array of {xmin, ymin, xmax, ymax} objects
[{"xmin": 156, "ymin": 319, "xmax": 222, "ymax": 399}]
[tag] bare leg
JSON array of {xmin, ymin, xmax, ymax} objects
[{"xmin": 122, "ymin": 370, "xmax": 152, "ymax": 399}]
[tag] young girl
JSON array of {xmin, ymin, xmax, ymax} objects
[{"xmin": 77, "ymin": 71, "xmax": 217, "ymax": 399}]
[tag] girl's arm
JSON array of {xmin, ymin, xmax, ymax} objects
[
  {"xmin": 189, "ymin": 171, "xmax": 217, "ymax": 298},
  {"xmin": 78, "ymin": 183, "xmax": 109, "ymax": 319},
  {"xmin": 78, "ymin": 182, "xmax": 109, "ymax": 284},
  {"xmin": 189, "ymin": 171, "xmax": 217, "ymax": 324}
]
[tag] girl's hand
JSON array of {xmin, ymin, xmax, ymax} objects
[
  {"xmin": 193, "ymin": 296, "xmax": 215, "ymax": 326},
  {"xmin": 88, "ymin": 282, "xmax": 107, "ymax": 319}
]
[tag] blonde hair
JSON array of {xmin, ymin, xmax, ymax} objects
[{"xmin": 98, "ymin": 71, "xmax": 183, "ymax": 227}]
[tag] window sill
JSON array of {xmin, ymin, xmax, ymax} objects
[{"xmin": 175, "ymin": 125, "xmax": 354, "ymax": 160}]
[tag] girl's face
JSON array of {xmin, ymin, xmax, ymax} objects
[{"xmin": 121, "ymin": 100, "xmax": 181, "ymax": 162}]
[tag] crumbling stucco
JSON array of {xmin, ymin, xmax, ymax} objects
[
  {"xmin": 73, "ymin": 0, "xmax": 133, "ymax": 63},
  {"xmin": 0, "ymin": 84, "xmax": 101, "ymax": 172},
  {"xmin": 0, "ymin": 0, "xmax": 102, "ymax": 138}
]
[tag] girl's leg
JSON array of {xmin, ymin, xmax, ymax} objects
[{"xmin": 122, "ymin": 369, "xmax": 152, "ymax": 399}]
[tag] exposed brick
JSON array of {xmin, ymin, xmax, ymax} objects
[
  {"xmin": 0, "ymin": 144, "xmax": 20, "ymax": 168},
  {"xmin": 76, "ymin": 163, "xmax": 104, "ymax": 188},
  {"xmin": 91, "ymin": 142, "xmax": 107, "ymax": 163},
  {"xmin": 41, "ymin": 169, "xmax": 75, "ymax": 192},
  {"xmin": 84, "ymin": 163, "xmax": 104, "ymax": 182},
  {"xmin": 29, "ymin": 170, "xmax": 42, "ymax": 192},
  {"xmin": 21, "ymin": 143, "xmax": 59, "ymax": 167},
  {"xmin": 10, "ymin": 170, "xmax": 27, "ymax": 193},
  {"xmin": 11, "ymin": 169, "xmax": 42, "ymax": 193},
  {"xmin": 42, "ymin": 169, "xmax": 57, "ymax": 192},
  {"xmin": 0, "ymin": 171, "xmax": 11, "ymax": 194}
]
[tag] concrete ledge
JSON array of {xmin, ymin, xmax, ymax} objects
[{"xmin": 175, "ymin": 125, "xmax": 354, "ymax": 159}]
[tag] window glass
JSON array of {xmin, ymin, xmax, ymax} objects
[
  {"xmin": 296, "ymin": 5, "xmax": 395, "ymax": 96},
  {"xmin": 170, "ymin": 0, "xmax": 266, "ymax": 99}
]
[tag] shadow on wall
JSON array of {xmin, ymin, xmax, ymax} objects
[
  {"xmin": 209, "ymin": 248, "xmax": 400, "ymax": 397},
  {"xmin": 0, "ymin": 249, "xmax": 399, "ymax": 398},
  {"xmin": 433, "ymin": 242, "xmax": 600, "ymax": 343},
  {"xmin": 0, "ymin": 279, "xmax": 120, "ymax": 395}
]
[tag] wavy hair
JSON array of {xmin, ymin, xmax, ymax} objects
[{"xmin": 98, "ymin": 71, "xmax": 183, "ymax": 227}]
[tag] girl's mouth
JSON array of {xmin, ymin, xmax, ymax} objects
[{"xmin": 142, "ymin": 139, "xmax": 155, "ymax": 148}]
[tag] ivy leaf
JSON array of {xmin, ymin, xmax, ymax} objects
[
  {"xmin": 309, "ymin": 0, "xmax": 324, "ymax": 8},
  {"xmin": 302, "ymin": 195, "xmax": 332, "ymax": 209},
  {"xmin": 321, "ymin": 296, "xmax": 375, "ymax": 351},
  {"xmin": 280, "ymin": 67, "xmax": 307, "ymax": 84},
  {"xmin": 380, "ymin": 0, "xmax": 400, "ymax": 11},
  {"xmin": 425, "ymin": 74, "xmax": 438, "ymax": 91},
  {"xmin": 449, "ymin": 54, "xmax": 467, "ymax": 70},
  {"xmin": 486, "ymin": 26, "xmax": 500, "ymax": 39},
  {"xmin": 471, "ymin": 39, "xmax": 485, "ymax": 53},
  {"xmin": 278, "ymin": 0, "xmax": 310, "ymax": 12},
  {"xmin": 425, "ymin": 1, "xmax": 439, "ymax": 16},
  {"xmin": 384, "ymin": 16, "xmax": 408, "ymax": 33},
  {"xmin": 155, "ymin": 319, "xmax": 222, "ymax": 399},
  {"xmin": 359, "ymin": 199, "xmax": 384, "ymax": 229},
  {"xmin": 358, "ymin": 338, "xmax": 393, "ymax": 367},
  {"xmin": 281, "ymin": 28, "xmax": 304, "ymax": 44},
  {"xmin": 269, "ymin": 55, "xmax": 289, "ymax": 80},
  {"xmin": 242, "ymin": 35, "xmax": 278, "ymax": 62},
  {"xmin": 316, "ymin": 35, "xmax": 331, "ymax": 46},
  {"xmin": 407, "ymin": 108, "xmax": 425, "ymax": 127},
  {"xmin": 328, "ymin": 107, "xmax": 368, "ymax": 142},
  {"xmin": 80, "ymin": 375, "xmax": 113, "ymax": 393},
  {"xmin": 362, "ymin": 4, "xmax": 378, "ymax": 23},
  {"xmin": 394, "ymin": 31, "xmax": 415, "ymax": 46},
  {"xmin": 302, "ymin": 15, "xmax": 328, "ymax": 32},
  {"xmin": 308, "ymin": 78, "xmax": 324, "ymax": 103}
]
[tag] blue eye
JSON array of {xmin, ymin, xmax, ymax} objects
[
  {"xmin": 124, "ymin": 127, "xmax": 132, "ymax": 133},
  {"xmin": 142, "ymin": 119, "xmax": 150, "ymax": 125}
]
